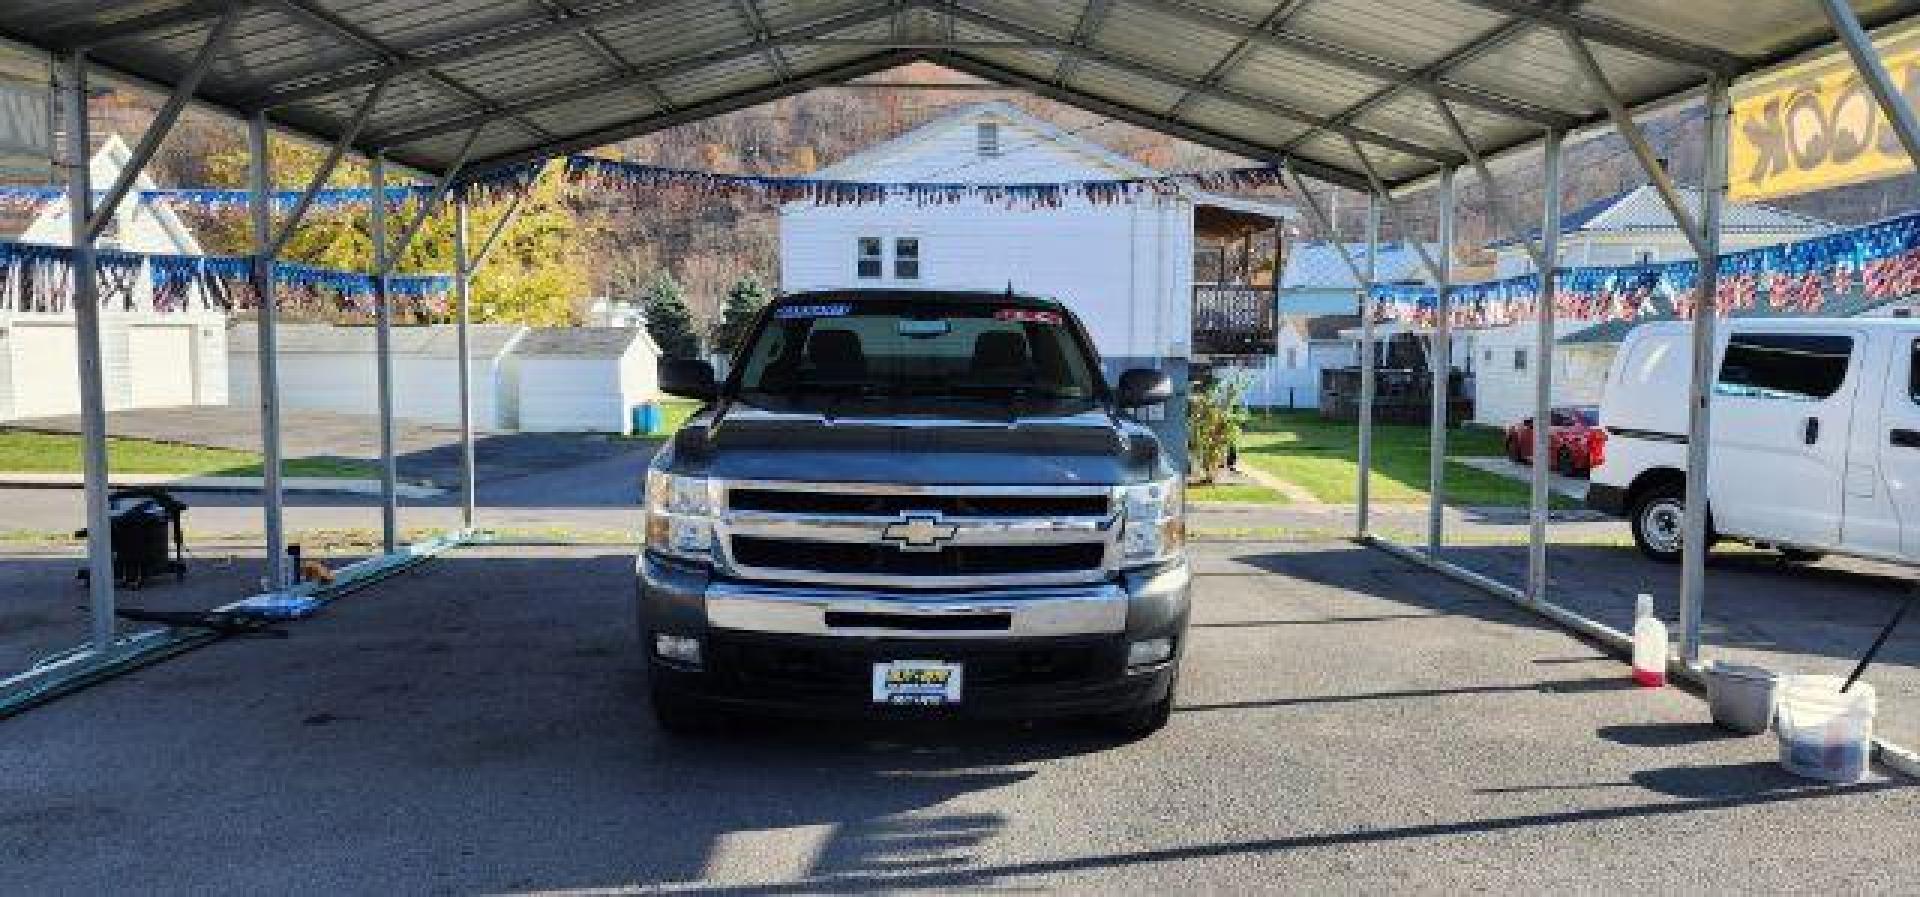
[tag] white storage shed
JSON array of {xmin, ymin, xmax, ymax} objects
[
  {"xmin": 229, "ymin": 322, "xmax": 523, "ymax": 429},
  {"xmin": 509, "ymin": 328, "xmax": 661, "ymax": 434}
]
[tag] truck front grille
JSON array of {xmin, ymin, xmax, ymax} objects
[
  {"xmin": 731, "ymin": 536, "xmax": 1106, "ymax": 578},
  {"xmin": 715, "ymin": 480, "xmax": 1119, "ymax": 588},
  {"xmin": 728, "ymin": 489, "xmax": 1111, "ymax": 518}
]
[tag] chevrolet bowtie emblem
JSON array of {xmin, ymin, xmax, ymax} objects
[{"xmin": 881, "ymin": 512, "xmax": 960, "ymax": 552}]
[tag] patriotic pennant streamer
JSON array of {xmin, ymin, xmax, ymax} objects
[
  {"xmin": 0, "ymin": 239, "xmax": 454, "ymax": 318},
  {"xmin": 1369, "ymin": 210, "xmax": 1920, "ymax": 330}
]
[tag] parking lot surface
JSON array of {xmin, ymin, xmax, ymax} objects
[{"xmin": 4, "ymin": 541, "xmax": 1914, "ymax": 893}]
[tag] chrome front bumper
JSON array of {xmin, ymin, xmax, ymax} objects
[{"xmin": 704, "ymin": 580, "xmax": 1129, "ymax": 639}]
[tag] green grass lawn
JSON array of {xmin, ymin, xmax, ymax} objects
[
  {"xmin": 1187, "ymin": 481, "xmax": 1288, "ymax": 504},
  {"xmin": 1237, "ymin": 409, "xmax": 1560, "ymax": 508},
  {"xmin": 658, "ymin": 399, "xmax": 702, "ymax": 434},
  {"xmin": 0, "ymin": 430, "xmax": 378, "ymax": 479}
]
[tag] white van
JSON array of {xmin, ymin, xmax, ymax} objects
[{"xmin": 1589, "ymin": 317, "xmax": 1920, "ymax": 564}]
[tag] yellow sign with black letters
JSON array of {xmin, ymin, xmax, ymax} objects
[{"xmin": 1730, "ymin": 21, "xmax": 1920, "ymax": 201}]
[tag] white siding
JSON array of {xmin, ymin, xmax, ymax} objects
[
  {"xmin": 8, "ymin": 323, "xmax": 79, "ymax": 419},
  {"xmin": 516, "ymin": 358, "xmax": 627, "ymax": 433},
  {"xmin": 1470, "ymin": 322, "xmax": 1613, "ymax": 426},
  {"xmin": 228, "ymin": 355, "xmax": 505, "ymax": 428},
  {"xmin": 780, "ymin": 195, "xmax": 1190, "ymax": 361}
]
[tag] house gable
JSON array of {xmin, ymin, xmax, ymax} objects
[{"xmin": 810, "ymin": 101, "xmax": 1155, "ymax": 185}]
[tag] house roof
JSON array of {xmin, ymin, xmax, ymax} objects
[
  {"xmin": 512, "ymin": 327, "xmax": 652, "ymax": 358},
  {"xmin": 3, "ymin": 134, "xmax": 203, "ymax": 254},
  {"xmin": 1281, "ymin": 241, "xmax": 1439, "ymax": 290},
  {"xmin": 229, "ymin": 323, "xmax": 525, "ymax": 359},
  {"xmin": 1489, "ymin": 184, "xmax": 1834, "ymax": 249}
]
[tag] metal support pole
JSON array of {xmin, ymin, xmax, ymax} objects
[
  {"xmin": 1427, "ymin": 166, "xmax": 1456, "ymax": 558},
  {"xmin": 1527, "ymin": 130, "xmax": 1565, "ymax": 606},
  {"xmin": 1817, "ymin": 0, "xmax": 1920, "ymax": 169},
  {"xmin": 248, "ymin": 112, "xmax": 288, "ymax": 590},
  {"xmin": 454, "ymin": 199, "xmax": 476, "ymax": 530},
  {"xmin": 64, "ymin": 52, "xmax": 115, "ymax": 652},
  {"xmin": 1358, "ymin": 195, "xmax": 1380, "ymax": 538},
  {"xmin": 370, "ymin": 153, "xmax": 398, "ymax": 554},
  {"xmin": 1678, "ymin": 76, "xmax": 1729, "ymax": 668}
]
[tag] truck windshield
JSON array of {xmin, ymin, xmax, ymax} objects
[{"xmin": 733, "ymin": 299, "xmax": 1103, "ymax": 411}]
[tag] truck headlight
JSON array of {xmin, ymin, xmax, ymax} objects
[
  {"xmin": 1120, "ymin": 476, "xmax": 1185, "ymax": 567},
  {"xmin": 645, "ymin": 469, "xmax": 716, "ymax": 563}
]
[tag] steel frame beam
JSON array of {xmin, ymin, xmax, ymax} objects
[
  {"xmin": 44, "ymin": 0, "xmax": 253, "ymax": 49},
  {"xmin": 1453, "ymin": 0, "xmax": 1742, "ymax": 72},
  {"xmin": 1427, "ymin": 166, "xmax": 1456, "ymax": 557},
  {"xmin": 370, "ymin": 153, "xmax": 398, "ymax": 554},
  {"xmin": 1345, "ymin": 137, "xmax": 1444, "ymax": 285},
  {"xmin": 1051, "ymin": 0, "xmax": 1112, "ymax": 87},
  {"xmin": 453, "ymin": 200, "xmax": 477, "ymax": 530},
  {"xmin": 246, "ymin": 0, "xmax": 676, "ymax": 109},
  {"xmin": 527, "ymin": 0, "xmax": 678, "ymax": 114},
  {"xmin": 270, "ymin": 0, "xmax": 553, "ymax": 143},
  {"xmin": 734, "ymin": 0, "xmax": 795, "ymax": 82},
  {"xmin": 1138, "ymin": 0, "xmax": 1573, "ymax": 128},
  {"xmin": 933, "ymin": 50, "xmax": 1369, "ymax": 191},
  {"xmin": 267, "ymin": 79, "xmax": 391, "ymax": 257},
  {"xmin": 1561, "ymin": 28, "xmax": 1711, "ymax": 258},
  {"xmin": 1527, "ymin": 128, "xmax": 1563, "ymax": 606},
  {"xmin": 85, "ymin": 3, "xmax": 244, "ymax": 242},
  {"xmin": 943, "ymin": 3, "xmax": 1461, "ymax": 164},
  {"xmin": 249, "ymin": 111, "xmax": 289, "ymax": 591},
  {"xmin": 63, "ymin": 52, "xmax": 115, "ymax": 652},
  {"xmin": 368, "ymin": 2, "xmax": 905, "ymax": 149},
  {"xmin": 1162, "ymin": 0, "xmax": 1308, "ymax": 121},
  {"xmin": 1359, "ymin": 195, "xmax": 1380, "ymax": 538},
  {"xmin": 378, "ymin": 125, "xmax": 485, "ymax": 277},
  {"xmin": 1676, "ymin": 75, "xmax": 1728, "ymax": 668},
  {"xmin": 1423, "ymin": 89, "xmax": 1545, "ymax": 272}
]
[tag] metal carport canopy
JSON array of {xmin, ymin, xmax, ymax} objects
[{"xmin": 4, "ymin": 0, "xmax": 1916, "ymax": 190}]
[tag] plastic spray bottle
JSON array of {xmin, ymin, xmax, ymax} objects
[{"xmin": 1632, "ymin": 593, "xmax": 1668, "ymax": 688}]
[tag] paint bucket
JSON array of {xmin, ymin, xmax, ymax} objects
[
  {"xmin": 1775, "ymin": 675, "xmax": 1876, "ymax": 783},
  {"xmin": 1704, "ymin": 661, "xmax": 1777, "ymax": 735}
]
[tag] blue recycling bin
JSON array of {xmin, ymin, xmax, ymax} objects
[{"xmin": 631, "ymin": 402, "xmax": 664, "ymax": 435}]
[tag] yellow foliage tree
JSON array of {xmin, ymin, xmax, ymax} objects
[{"xmin": 197, "ymin": 140, "xmax": 590, "ymax": 325}]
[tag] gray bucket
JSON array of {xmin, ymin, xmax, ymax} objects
[{"xmin": 1706, "ymin": 662, "xmax": 1779, "ymax": 735}]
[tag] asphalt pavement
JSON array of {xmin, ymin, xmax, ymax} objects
[{"xmin": 3, "ymin": 541, "xmax": 1914, "ymax": 893}]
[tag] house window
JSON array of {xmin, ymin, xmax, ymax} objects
[
  {"xmin": 976, "ymin": 122, "xmax": 1001, "ymax": 157},
  {"xmin": 894, "ymin": 238, "xmax": 920, "ymax": 280},
  {"xmin": 1286, "ymin": 347, "xmax": 1299, "ymax": 369},
  {"xmin": 857, "ymin": 237, "xmax": 882, "ymax": 279},
  {"xmin": 1512, "ymin": 348, "xmax": 1528, "ymax": 371},
  {"xmin": 1716, "ymin": 332, "xmax": 1854, "ymax": 401}
]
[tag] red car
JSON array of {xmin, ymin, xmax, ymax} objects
[{"xmin": 1505, "ymin": 405, "xmax": 1605, "ymax": 476}]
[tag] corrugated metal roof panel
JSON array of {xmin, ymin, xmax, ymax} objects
[
  {"xmin": 1181, "ymin": 97, "xmax": 1315, "ymax": 149},
  {"xmin": 0, "ymin": 0, "xmax": 1902, "ymax": 188},
  {"xmin": 1289, "ymin": 0, "xmax": 1510, "ymax": 70}
]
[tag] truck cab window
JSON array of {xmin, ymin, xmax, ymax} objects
[
  {"xmin": 856, "ymin": 237, "xmax": 882, "ymax": 279},
  {"xmin": 1714, "ymin": 332, "xmax": 1853, "ymax": 401}
]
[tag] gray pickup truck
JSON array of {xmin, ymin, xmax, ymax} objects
[{"xmin": 637, "ymin": 289, "xmax": 1191, "ymax": 737}]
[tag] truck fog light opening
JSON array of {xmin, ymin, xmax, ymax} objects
[
  {"xmin": 1127, "ymin": 637, "xmax": 1172, "ymax": 668},
  {"xmin": 654, "ymin": 634, "xmax": 703, "ymax": 667}
]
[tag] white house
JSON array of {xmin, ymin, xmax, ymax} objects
[
  {"xmin": 1473, "ymin": 185, "xmax": 1834, "ymax": 427},
  {"xmin": 778, "ymin": 101, "xmax": 1293, "ymax": 451},
  {"xmin": 1, "ymin": 134, "xmax": 226, "ymax": 421}
]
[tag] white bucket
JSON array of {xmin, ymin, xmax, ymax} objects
[{"xmin": 1774, "ymin": 675, "xmax": 1876, "ymax": 783}]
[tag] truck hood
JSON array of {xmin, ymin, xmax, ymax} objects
[{"xmin": 665, "ymin": 402, "xmax": 1165, "ymax": 486}]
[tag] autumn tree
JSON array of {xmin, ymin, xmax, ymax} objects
[{"xmin": 196, "ymin": 141, "xmax": 588, "ymax": 325}]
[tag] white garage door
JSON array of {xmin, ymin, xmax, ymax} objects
[
  {"xmin": 128, "ymin": 326, "xmax": 195, "ymax": 407},
  {"xmin": 12, "ymin": 324, "xmax": 81, "ymax": 419}
]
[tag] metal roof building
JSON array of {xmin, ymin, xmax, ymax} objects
[{"xmin": 2, "ymin": 1, "xmax": 1913, "ymax": 190}]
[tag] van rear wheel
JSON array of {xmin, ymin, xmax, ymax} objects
[{"xmin": 1631, "ymin": 485, "xmax": 1688, "ymax": 564}]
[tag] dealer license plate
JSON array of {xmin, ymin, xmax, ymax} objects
[{"xmin": 872, "ymin": 660, "xmax": 963, "ymax": 706}]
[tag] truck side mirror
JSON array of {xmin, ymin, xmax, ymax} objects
[
  {"xmin": 1116, "ymin": 369, "xmax": 1172, "ymax": 408},
  {"xmin": 660, "ymin": 359, "xmax": 717, "ymax": 401}
]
